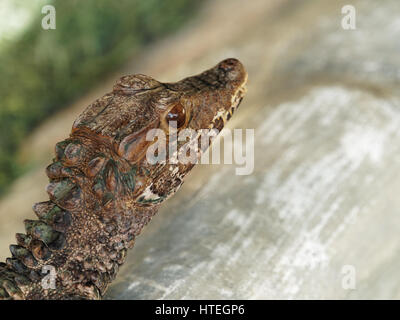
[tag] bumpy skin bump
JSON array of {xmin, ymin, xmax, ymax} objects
[{"xmin": 0, "ymin": 59, "xmax": 247, "ymax": 300}]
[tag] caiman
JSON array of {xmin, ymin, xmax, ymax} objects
[{"xmin": 0, "ymin": 58, "xmax": 247, "ymax": 299}]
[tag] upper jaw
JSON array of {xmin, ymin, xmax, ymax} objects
[
  {"xmin": 234, "ymin": 74, "xmax": 248, "ymax": 103},
  {"xmin": 227, "ymin": 71, "xmax": 248, "ymax": 118},
  {"xmin": 210, "ymin": 76, "xmax": 248, "ymax": 129}
]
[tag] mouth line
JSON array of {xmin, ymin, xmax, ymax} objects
[
  {"xmin": 208, "ymin": 74, "xmax": 248, "ymax": 130},
  {"xmin": 227, "ymin": 80, "xmax": 247, "ymax": 118},
  {"xmin": 213, "ymin": 89, "xmax": 246, "ymax": 127}
]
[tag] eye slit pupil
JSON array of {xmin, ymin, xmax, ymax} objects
[{"xmin": 166, "ymin": 104, "xmax": 186, "ymax": 128}]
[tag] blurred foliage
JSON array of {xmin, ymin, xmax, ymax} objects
[{"xmin": 0, "ymin": 0, "xmax": 199, "ymax": 195}]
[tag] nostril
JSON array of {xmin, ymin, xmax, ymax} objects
[{"xmin": 219, "ymin": 58, "xmax": 240, "ymax": 72}]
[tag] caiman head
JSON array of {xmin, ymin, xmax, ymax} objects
[{"xmin": 73, "ymin": 58, "xmax": 248, "ymax": 205}]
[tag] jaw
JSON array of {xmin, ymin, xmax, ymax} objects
[
  {"xmin": 210, "ymin": 71, "xmax": 248, "ymax": 130},
  {"xmin": 227, "ymin": 73, "xmax": 248, "ymax": 120}
]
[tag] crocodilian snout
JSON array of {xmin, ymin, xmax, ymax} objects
[
  {"xmin": 181, "ymin": 58, "xmax": 247, "ymax": 131},
  {"xmin": 197, "ymin": 58, "xmax": 247, "ymax": 113},
  {"xmin": 193, "ymin": 58, "xmax": 248, "ymax": 92},
  {"xmin": 217, "ymin": 58, "xmax": 247, "ymax": 110},
  {"xmin": 215, "ymin": 58, "xmax": 248, "ymax": 89}
]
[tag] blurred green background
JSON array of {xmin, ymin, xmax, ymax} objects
[{"xmin": 0, "ymin": 0, "xmax": 199, "ymax": 196}]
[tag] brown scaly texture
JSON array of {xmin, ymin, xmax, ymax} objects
[{"xmin": 0, "ymin": 59, "xmax": 247, "ymax": 300}]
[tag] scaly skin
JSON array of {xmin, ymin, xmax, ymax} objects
[{"xmin": 0, "ymin": 59, "xmax": 247, "ymax": 300}]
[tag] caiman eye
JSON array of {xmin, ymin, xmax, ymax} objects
[{"xmin": 165, "ymin": 103, "xmax": 186, "ymax": 129}]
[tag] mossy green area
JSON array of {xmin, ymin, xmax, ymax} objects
[{"xmin": 0, "ymin": 0, "xmax": 199, "ymax": 196}]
